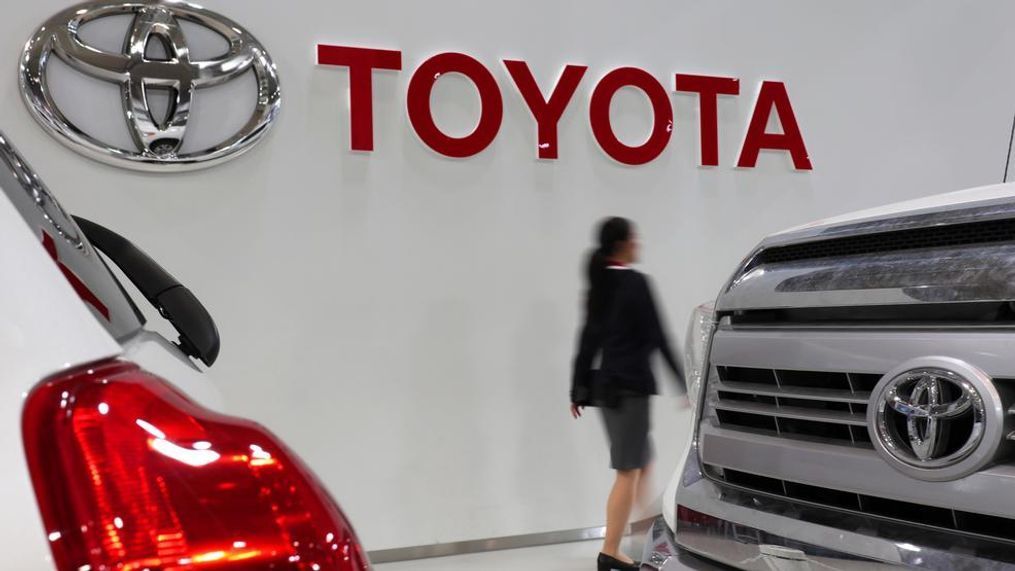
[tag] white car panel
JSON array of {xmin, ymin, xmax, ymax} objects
[
  {"xmin": 0, "ymin": 143, "xmax": 224, "ymax": 568},
  {"xmin": 0, "ymin": 191, "xmax": 123, "ymax": 568},
  {"xmin": 120, "ymin": 329, "xmax": 223, "ymax": 411}
]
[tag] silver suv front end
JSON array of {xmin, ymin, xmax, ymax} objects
[{"xmin": 652, "ymin": 192, "xmax": 1015, "ymax": 570}]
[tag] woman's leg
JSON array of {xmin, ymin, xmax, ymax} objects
[
  {"xmin": 636, "ymin": 462, "xmax": 654, "ymax": 511},
  {"xmin": 602, "ymin": 467, "xmax": 641, "ymax": 561}
]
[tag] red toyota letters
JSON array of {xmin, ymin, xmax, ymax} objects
[{"xmin": 317, "ymin": 44, "xmax": 812, "ymax": 170}]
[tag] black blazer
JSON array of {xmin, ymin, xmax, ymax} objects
[{"xmin": 571, "ymin": 267, "xmax": 686, "ymax": 405}]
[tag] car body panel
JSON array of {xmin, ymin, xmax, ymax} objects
[
  {"xmin": 771, "ymin": 181, "xmax": 1015, "ymax": 243},
  {"xmin": 0, "ymin": 134, "xmax": 224, "ymax": 567},
  {"xmin": 0, "ymin": 188, "xmax": 122, "ymax": 568}
]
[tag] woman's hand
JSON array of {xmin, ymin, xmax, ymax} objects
[
  {"xmin": 676, "ymin": 395, "xmax": 691, "ymax": 410},
  {"xmin": 570, "ymin": 403, "xmax": 584, "ymax": 419}
]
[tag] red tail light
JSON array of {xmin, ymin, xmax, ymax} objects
[{"xmin": 22, "ymin": 360, "xmax": 369, "ymax": 570}]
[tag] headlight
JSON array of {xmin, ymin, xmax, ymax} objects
[{"xmin": 683, "ymin": 301, "xmax": 716, "ymax": 405}]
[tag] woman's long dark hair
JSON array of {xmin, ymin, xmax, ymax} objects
[{"xmin": 585, "ymin": 217, "xmax": 632, "ymax": 322}]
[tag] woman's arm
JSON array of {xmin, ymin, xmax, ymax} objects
[
  {"xmin": 570, "ymin": 322, "xmax": 601, "ymax": 405},
  {"xmin": 641, "ymin": 275, "xmax": 687, "ymax": 394}
]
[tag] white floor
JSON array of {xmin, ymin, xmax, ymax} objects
[{"xmin": 374, "ymin": 540, "xmax": 643, "ymax": 571}]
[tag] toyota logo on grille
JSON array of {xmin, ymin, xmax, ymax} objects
[
  {"xmin": 20, "ymin": 0, "xmax": 281, "ymax": 171},
  {"xmin": 868, "ymin": 358, "xmax": 1004, "ymax": 481}
]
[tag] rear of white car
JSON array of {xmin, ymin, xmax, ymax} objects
[{"xmin": 0, "ymin": 132, "xmax": 368, "ymax": 570}]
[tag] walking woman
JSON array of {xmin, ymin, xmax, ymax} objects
[{"xmin": 570, "ymin": 217, "xmax": 688, "ymax": 571}]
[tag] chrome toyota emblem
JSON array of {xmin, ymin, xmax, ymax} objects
[
  {"xmin": 879, "ymin": 369, "xmax": 981, "ymax": 462},
  {"xmin": 868, "ymin": 358, "xmax": 1004, "ymax": 481},
  {"xmin": 20, "ymin": 1, "xmax": 281, "ymax": 171}
]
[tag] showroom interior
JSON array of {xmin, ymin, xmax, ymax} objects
[{"xmin": 2, "ymin": 0, "xmax": 1015, "ymax": 570}]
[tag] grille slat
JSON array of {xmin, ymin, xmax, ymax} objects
[
  {"xmin": 709, "ymin": 466, "xmax": 1015, "ymax": 544},
  {"xmin": 755, "ymin": 217, "xmax": 1015, "ymax": 267},
  {"xmin": 714, "ymin": 366, "xmax": 874, "ymax": 446},
  {"xmin": 717, "ymin": 380, "xmax": 869, "ymax": 404},
  {"xmin": 706, "ymin": 356, "xmax": 1015, "ymax": 549},
  {"xmin": 714, "ymin": 400, "xmax": 868, "ymax": 427}
]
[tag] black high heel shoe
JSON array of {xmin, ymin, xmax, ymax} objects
[{"xmin": 598, "ymin": 552, "xmax": 640, "ymax": 570}]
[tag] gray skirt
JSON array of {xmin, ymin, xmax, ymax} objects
[{"xmin": 600, "ymin": 395, "xmax": 653, "ymax": 470}]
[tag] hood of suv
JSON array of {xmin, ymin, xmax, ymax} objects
[
  {"xmin": 767, "ymin": 181, "xmax": 1015, "ymax": 248},
  {"xmin": 719, "ymin": 181, "xmax": 1015, "ymax": 313}
]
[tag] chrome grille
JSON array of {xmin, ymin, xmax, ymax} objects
[
  {"xmin": 707, "ymin": 465, "xmax": 1015, "ymax": 545},
  {"xmin": 753, "ymin": 216, "xmax": 1015, "ymax": 267},
  {"xmin": 710, "ymin": 366, "xmax": 879, "ymax": 447},
  {"xmin": 699, "ymin": 326, "xmax": 1015, "ymax": 545},
  {"xmin": 704, "ymin": 204, "xmax": 1015, "ymax": 555}
]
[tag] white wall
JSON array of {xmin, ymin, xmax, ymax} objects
[{"xmin": 2, "ymin": 0, "xmax": 1015, "ymax": 552}]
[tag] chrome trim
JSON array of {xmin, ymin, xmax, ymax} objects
[
  {"xmin": 641, "ymin": 517, "xmax": 729, "ymax": 571},
  {"xmin": 668, "ymin": 436, "xmax": 1015, "ymax": 568},
  {"xmin": 868, "ymin": 358, "xmax": 1001, "ymax": 482},
  {"xmin": 715, "ymin": 400, "xmax": 867, "ymax": 426},
  {"xmin": 0, "ymin": 135, "xmax": 82, "ymax": 250},
  {"xmin": 692, "ymin": 190, "xmax": 1015, "ymax": 569},
  {"xmin": 654, "ymin": 517, "xmax": 890, "ymax": 570},
  {"xmin": 719, "ymin": 242, "xmax": 1015, "ymax": 311},
  {"xmin": 707, "ymin": 363, "xmax": 874, "ymax": 445},
  {"xmin": 0, "ymin": 131, "xmax": 142, "ymax": 339},
  {"xmin": 760, "ymin": 192, "xmax": 1015, "ymax": 250},
  {"xmin": 698, "ymin": 425, "xmax": 1015, "ymax": 519},
  {"xmin": 669, "ymin": 474, "xmax": 1015, "ymax": 569},
  {"xmin": 710, "ymin": 328, "xmax": 1015, "ymax": 379},
  {"xmin": 20, "ymin": 0, "xmax": 281, "ymax": 172},
  {"xmin": 718, "ymin": 380, "xmax": 869, "ymax": 403}
]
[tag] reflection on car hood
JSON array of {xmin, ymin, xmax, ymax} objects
[{"xmin": 767, "ymin": 182, "xmax": 1015, "ymax": 248}]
